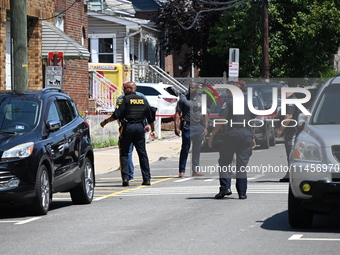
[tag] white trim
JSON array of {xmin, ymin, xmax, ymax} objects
[
  {"xmin": 89, "ymin": 34, "xmax": 117, "ymax": 63},
  {"xmin": 6, "ymin": 20, "xmax": 11, "ymax": 90},
  {"xmin": 90, "ymin": 37, "xmax": 99, "ymax": 63},
  {"xmin": 113, "ymin": 34, "xmax": 117, "ymax": 63},
  {"xmin": 89, "ymin": 34, "xmax": 116, "ymax": 38},
  {"xmin": 131, "ymin": 37, "xmax": 135, "ymax": 63},
  {"xmin": 124, "ymin": 29, "xmax": 130, "ymax": 65},
  {"xmin": 88, "ymin": 11, "xmax": 139, "ymax": 30}
]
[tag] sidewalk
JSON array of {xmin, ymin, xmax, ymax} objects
[{"xmin": 93, "ymin": 130, "xmax": 182, "ymax": 175}]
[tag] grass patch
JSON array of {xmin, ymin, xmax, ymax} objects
[{"xmin": 92, "ymin": 137, "xmax": 118, "ymax": 149}]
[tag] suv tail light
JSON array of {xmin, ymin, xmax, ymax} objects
[{"xmin": 163, "ymin": 98, "xmax": 178, "ymax": 103}]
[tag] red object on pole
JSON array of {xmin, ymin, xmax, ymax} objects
[{"xmin": 48, "ymin": 52, "xmax": 64, "ymax": 67}]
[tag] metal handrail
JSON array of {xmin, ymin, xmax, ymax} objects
[
  {"xmin": 90, "ymin": 71, "xmax": 123, "ymax": 111},
  {"xmin": 148, "ymin": 65, "xmax": 187, "ymax": 94}
]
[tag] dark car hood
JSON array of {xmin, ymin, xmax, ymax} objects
[{"xmin": 0, "ymin": 131, "xmax": 37, "ymax": 152}]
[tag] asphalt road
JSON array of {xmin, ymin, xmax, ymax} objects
[{"xmin": 1, "ymin": 143, "xmax": 340, "ymax": 255}]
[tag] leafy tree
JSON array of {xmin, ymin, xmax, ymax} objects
[
  {"xmin": 158, "ymin": 0, "xmax": 340, "ymax": 78},
  {"xmin": 156, "ymin": 0, "xmax": 229, "ymax": 76},
  {"xmin": 208, "ymin": 1, "xmax": 263, "ymax": 77},
  {"xmin": 209, "ymin": 0, "xmax": 340, "ymax": 78},
  {"xmin": 277, "ymin": 0, "xmax": 340, "ymax": 77}
]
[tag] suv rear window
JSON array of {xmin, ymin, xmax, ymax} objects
[
  {"xmin": 164, "ymin": 86, "xmax": 177, "ymax": 96},
  {"xmin": 136, "ymin": 86, "xmax": 160, "ymax": 96}
]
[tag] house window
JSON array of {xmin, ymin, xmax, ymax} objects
[
  {"xmin": 88, "ymin": 34, "xmax": 116, "ymax": 63},
  {"xmin": 99, "ymin": 38, "xmax": 114, "ymax": 63},
  {"xmin": 82, "ymin": 27, "xmax": 86, "ymax": 46}
]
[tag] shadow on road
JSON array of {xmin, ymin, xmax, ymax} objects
[
  {"xmin": 259, "ymin": 210, "xmax": 340, "ymax": 233},
  {"xmin": 0, "ymin": 201, "xmax": 74, "ymax": 219}
]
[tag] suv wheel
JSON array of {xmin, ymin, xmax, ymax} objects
[
  {"xmin": 30, "ymin": 165, "xmax": 50, "ymax": 215},
  {"xmin": 288, "ymin": 185, "xmax": 313, "ymax": 228},
  {"xmin": 70, "ymin": 157, "xmax": 94, "ymax": 204}
]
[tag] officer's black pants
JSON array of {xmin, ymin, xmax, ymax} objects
[
  {"xmin": 284, "ymin": 130, "xmax": 296, "ymax": 164},
  {"xmin": 218, "ymin": 130, "xmax": 253, "ymax": 196},
  {"xmin": 119, "ymin": 122, "xmax": 151, "ymax": 182}
]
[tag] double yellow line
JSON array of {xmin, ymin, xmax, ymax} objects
[{"xmin": 95, "ymin": 176, "xmax": 176, "ymax": 200}]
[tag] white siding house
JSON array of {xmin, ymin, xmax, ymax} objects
[{"xmin": 88, "ymin": 11, "xmax": 161, "ymax": 66}]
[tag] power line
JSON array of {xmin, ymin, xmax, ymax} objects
[
  {"xmin": 40, "ymin": 0, "xmax": 81, "ymax": 21},
  {"xmin": 170, "ymin": 0, "xmax": 249, "ymax": 30},
  {"xmin": 197, "ymin": 0, "xmax": 246, "ymax": 6}
]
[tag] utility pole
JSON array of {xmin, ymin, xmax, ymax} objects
[
  {"xmin": 10, "ymin": 0, "xmax": 28, "ymax": 93},
  {"xmin": 262, "ymin": 0, "xmax": 269, "ymax": 80}
]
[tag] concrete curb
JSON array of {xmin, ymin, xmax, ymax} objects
[{"xmin": 93, "ymin": 131, "xmax": 181, "ymax": 175}]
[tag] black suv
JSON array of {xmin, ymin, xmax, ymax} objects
[{"xmin": 0, "ymin": 88, "xmax": 95, "ymax": 215}]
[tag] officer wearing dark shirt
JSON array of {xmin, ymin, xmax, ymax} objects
[
  {"xmin": 277, "ymin": 91, "xmax": 298, "ymax": 182},
  {"xmin": 174, "ymin": 82, "xmax": 208, "ymax": 178},
  {"xmin": 209, "ymin": 81, "xmax": 256, "ymax": 199},
  {"xmin": 100, "ymin": 82, "xmax": 156, "ymax": 186}
]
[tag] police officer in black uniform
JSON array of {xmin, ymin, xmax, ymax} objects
[
  {"xmin": 209, "ymin": 81, "xmax": 256, "ymax": 199},
  {"xmin": 100, "ymin": 82, "xmax": 156, "ymax": 186}
]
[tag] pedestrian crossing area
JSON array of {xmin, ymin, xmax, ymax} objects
[
  {"xmin": 107, "ymin": 183, "xmax": 289, "ymax": 197},
  {"xmin": 52, "ymin": 175, "xmax": 289, "ymax": 201}
]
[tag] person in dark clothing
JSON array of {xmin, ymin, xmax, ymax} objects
[
  {"xmin": 100, "ymin": 82, "xmax": 156, "ymax": 186},
  {"xmin": 209, "ymin": 81, "xmax": 256, "ymax": 199},
  {"xmin": 116, "ymin": 81, "xmax": 151, "ymax": 182},
  {"xmin": 277, "ymin": 90, "xmax": 298, "ymax": 182},
  {"xmin": 174, "ymin": 82, "xmax": 208, "ymax": 178}
]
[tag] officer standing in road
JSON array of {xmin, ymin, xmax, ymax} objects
[
  {"xmin": 174, "ymin": 82, "xmax": 208, "ymax": 178},
  {"xmin": 100, "ymin": 81, "xmax": 156, "ymax": 186},
  {"xmin": 116, "ymin": 81, "xmax": 151, "ymax": 182},
  {"xmin": 277, "ymin": 89, "xmax": 298, "ymax": 182},
  {"xmin": 209, "ymin": 81, "xmax": 256, "ymax": 199}
]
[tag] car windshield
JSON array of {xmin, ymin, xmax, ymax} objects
[
  {"xmin": 210, "ymin": 95, "xmax": 228, "ymax": 114},
  {"xmin": 312, "ymin": 85, "xmax": 340, "ymax": 124},
  {"xmin": 0, "ymin": 97, "xmax": 40, "ymax": 132},
  {"xmin": 248, "ymin": 86, "xmax": 280, "ymax": 105},
  {"xmin": 209, "ymin": 94, "xmax": 263, "ymax": 114},
  {"xmin": 164, "ymin": 86, "xmax": 178, "ymax": 96}
]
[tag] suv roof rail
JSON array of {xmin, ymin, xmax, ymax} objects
[{"xmin": 36, "ymin": 87, "xmax": 65, "ymax": 98}]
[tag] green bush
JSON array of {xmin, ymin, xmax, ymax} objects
[{"xmin": 92, "ymin": 137, "xmax": 118, "ymax": 149}]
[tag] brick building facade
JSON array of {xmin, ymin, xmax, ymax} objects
[{"xmin": 0, "ymin": 0, "xmax": 91, "ymax": 113}]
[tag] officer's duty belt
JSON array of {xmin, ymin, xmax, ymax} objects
[{"xmin": 183, "ymin": 121, "xmax": 201, "ymax": 127}]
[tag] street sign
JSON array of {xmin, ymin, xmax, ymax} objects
[
  {"xmin": 48, "ymin": 52, "xmax": 64, "ymax": 67},
  {"xmin": 229, "ymin": 62, "xmax": 239, "ymax": 77},
  {"xmin": 228, "ymin": 48, "xmax": 239, "ymax": 79},
  {"xmin": 45, "ymin": 66, "xmax": 63, "ymax": 88}
]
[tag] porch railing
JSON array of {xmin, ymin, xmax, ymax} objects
[
  {"xmin": 89, "ymin": 70, "xmax": 123, "ymax": 112},
  {"xmin": 131, "ymin": 64, "xmax": 188, "ymax": 95}
]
